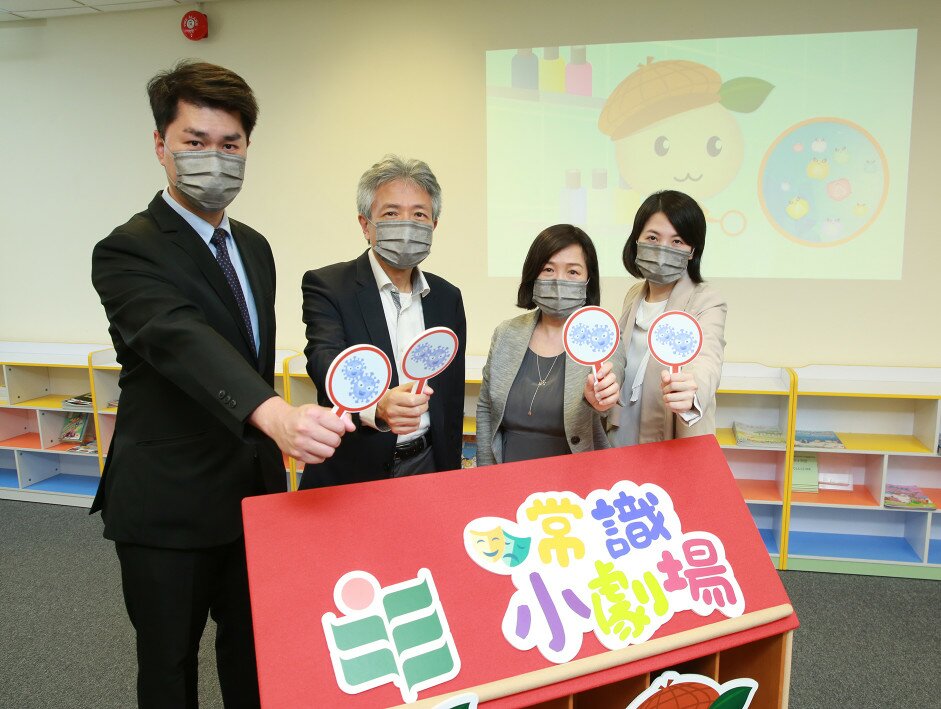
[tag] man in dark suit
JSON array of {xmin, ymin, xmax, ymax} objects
[
  {"xmin": 300, "ymin": 155, "xmax": 466, "ymax": 488},
  {"xmin": 91, "ymin": 61, "xmax": 353, "ymax": 708}
]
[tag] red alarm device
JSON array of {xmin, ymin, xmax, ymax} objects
[{"xmin": 181, "ymin": 10, "xmax": 208, "ymax": 41}]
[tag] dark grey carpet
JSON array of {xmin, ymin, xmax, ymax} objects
[{"xmin": 1, "ymin": 499, "xmax": 938, "ymax": 707}]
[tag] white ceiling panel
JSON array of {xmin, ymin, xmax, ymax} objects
[
  {"xmin": 0, "ymin": 1, "xmax": 84, "ymax": 10},
  {"xmin": 14, "ymin": 7, "xmax": 97, "ymax": 17},
  {"xmin": 0, "ymin": 0, "xmax": 222, "ymax": 19},
  {"xmin": 97, "ymin": 1, "xmax": 179, "ymax": 10}
]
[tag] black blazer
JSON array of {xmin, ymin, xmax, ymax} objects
[
  {"xmin": 90, "ymin": 192, "xmax": 285, "ymax": 549},
  {"xmin": 299, "ymin": 251, "xmax": 466, "ymax": 488}
]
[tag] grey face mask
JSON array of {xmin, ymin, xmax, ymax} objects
[
  {"xmin": 635, "ymin": 242, "xmax": 691, "ymax": 284},
  {"xmin": 532, "ymin": 278, "xmax": 587, "ymax": 319},
  {"xmin": 170, "ymin": 149, "xmax": 245, "ymax": 212},
  {"xmin": 371, "ymin": 220, "xmax": 434, "ymax": 269}
]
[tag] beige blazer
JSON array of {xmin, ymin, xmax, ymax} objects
[
  {"xmin": 476, "ymin": 310, "xmax": 627, "ymax": 467},
  {"xmin": 608, "ymin": 274, "xmax": 727, "ymax": 443}
]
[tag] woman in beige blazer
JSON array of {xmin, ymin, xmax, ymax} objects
[
  {"xmin": 607, "ymin": 191, "xmax": 727, "ymax": 446},
  {"xmin": 476, "ymin": 225, "xmax": 625, "ymax": 467}
]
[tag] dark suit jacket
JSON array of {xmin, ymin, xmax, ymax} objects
[
  {"xmin": 91, "ymin": 192, "xmax": 285, "ymax": 549},
  {"xmin": 299, "ymin": 250, "xmax": 466, "ymax": 488}
]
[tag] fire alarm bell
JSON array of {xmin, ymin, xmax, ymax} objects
[{"xmin": 181, "ymin": 11, "xmax": 208, "ymax": 41}]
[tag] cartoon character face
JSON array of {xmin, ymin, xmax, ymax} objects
[
  {"xmin": 852, "ymin": 202, "xmax": 868, "ymax": 217},
  {"xmin": 834, "ymin": 146, "xmax": 850, "ymax": 164},
  {"xmin": 806, "ymin": 158, "xmax": 829, "ymax": 180},
  {"xmin": 501, "ymin": 531, "xmax": 531, "ymax": 567},
  {"xmin": 669, "ymin": 329, "xmax": 697, "ymax": 358},
  {"xmin": 811, "ymin": 137, "xmax": 827, "ymax": 153},
  {"xmin": 785, "ymin": 197, "xmax": 809, "ymax": 220},
  {"xmin": 468, "ymin": 527, "xmax": 506, "ymax": 563},
  {"xmin": 614, "ymin": 103, "xmax": 744, "ymax": 201}
]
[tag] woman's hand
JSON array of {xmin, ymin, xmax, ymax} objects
[
  {"xmin": 584, "ymin": 360, "xmax": 620, "ymax": 412},
  {"xmin": 660, "ymin": 369, "xmax": 697, "ymax": 413}
]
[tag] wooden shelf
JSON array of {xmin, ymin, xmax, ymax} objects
[
  {"xmin": 463, "ymin": 416, "xmax": 476, "ymax": 435},
  {"xmin": 0, "ymin": 432, "xmax": 42, "ymax": 449},
  {"xmin": 12, "ymin": 394, "xmax": 86, "ymax": 410},
  {"xmin": 735, "ymin": 478, "xmax": 782, "ymax": 503},
  {"xmin": 816, "ymin": 432, "xmax": 934, "ymax": 455},
  {"xmin": 791, "ymin": 484, "xmax": 879, "ymax": 508}
]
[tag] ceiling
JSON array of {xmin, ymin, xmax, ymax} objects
[{"xmin": 0, "ymin": 0, "xmax": 222, "ymax": 22}]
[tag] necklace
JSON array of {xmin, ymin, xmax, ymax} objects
[{"xmin": 529, "ymin": 351, "xmax": 562, "ymax": 416}]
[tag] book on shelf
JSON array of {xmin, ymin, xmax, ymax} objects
[
  {"xmin": 817, "ymin": 471, "xmax": 853, "ymax": 491},
  {"xmin": 732, "ymin": 421, "xmax": 785, "ymax": 449},
  {"xmin": 883, "ymin": 484, "xmax": 936, "ymax": 510},
  {"xmin": 67, "ymin": 440, "xmax": 98, "ymax": 454},
  {"xmin": 791, "ymin": 453, "xmax": 819, "ymax": 493},
  {"xmin": 461, "ymin": 441, "xmax": 477, "ymax": 469},
  {"xmin": 107, "ymin": 398, "xmax": 120, "ymax": 409},
  {"xmin": 61, "ymin": 392, "xmax": 94, "ymax": 410},
  {"xmin": 794, "ymin": 429, "xmax": 845, "ymax": 449},
  {"xmin": 59, "ymin": 412, "xmax": 90, "ymax": 443}
]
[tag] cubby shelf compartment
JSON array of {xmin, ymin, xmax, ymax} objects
[
  {"xmin": 0, "ymin": 342, "xmax": 106, "ymax": 508},
  {"xmin": 786, "ymin": 365, "xmax": 941, "ymax": 579}
]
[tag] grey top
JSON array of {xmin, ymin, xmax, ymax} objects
[
  {"xmin": 501, "ymin": 348, "xmax": 569, "ymax": 463},
  {"xmin": 476, "ymin": 310, "xmax": 627, "ymax": 467}
]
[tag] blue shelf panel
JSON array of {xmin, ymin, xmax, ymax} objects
[
  {"xmin": 929, "ymin": 540, "xmax": 941, "ymax": 565},
  {"xmin": 0, "ymin": 467, "xmax": 18, "ymax": 489},
  {"xmin": 25, "ymin": 474, "xmax": 99, "ymax": 496},
  {"xmin": 788, "ymin": 531, "xmax": 921, "ymax": 563},
  {"xmin": 757, "ymin": 528, "xmax": 779, "ymax": 555}
]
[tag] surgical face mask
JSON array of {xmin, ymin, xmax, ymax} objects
[
  {"xmin": 169, "ymin": 149, "xmax": 245, "ymax": 212},
  {"xmin": 532, "ymin": 278, "xmax": 587, "ymax": 319},
  {"xmin": 635, "ymin": 242, "xmax": 691, "ymax": 285},
  {"xmin": 370, "ymin": 219, "xmax": 434, "ymax": 269}
]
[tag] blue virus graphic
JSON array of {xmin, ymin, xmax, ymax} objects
[
  {"xmin": 588, "ymin": 324, "xmax": 614, "ymax": 353},
  {"xmin": 669, "ymin": 328, "xmax": 698, "ymax": 357},
  {"xmin": 569, "ymin": 323, "xmax": 592, "ymax": 347},
  {"xmin": 412, "ymin": 342, "xmax": 450, "ymax": 371},
  {"xmin": 340, "ymin": 356, "xmax": 367, "ymax": 380},
  {"xmin": 348, "ymin": 371, "xmax": 381, "ymax": 406},
  {"xmin": 654, "ymin": 323, "xmax": 675, "ymax": 346}
]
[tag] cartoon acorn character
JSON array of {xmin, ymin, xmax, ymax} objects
[
  {"xmin": 634, "ymin": 676, "xmax": 756, "ymax": 709},
  {"xmin": 598, "ymin": 57, "xmax": 773, "ymax": 204}
]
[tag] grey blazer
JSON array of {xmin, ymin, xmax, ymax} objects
[{"xmin": 476, "ymin": 310, "xmax": 626, "ymax": 467}]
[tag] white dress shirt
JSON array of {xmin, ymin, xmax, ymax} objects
[{"xmin": 359, "ymin": 249, "xmax": 431, "ymax": 443}]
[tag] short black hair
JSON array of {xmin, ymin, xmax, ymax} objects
[
  {"xmin": 147, "ymin": 60, "xmax": 259, "ymax": 139},
  {"xmin": 517, "ymin": 224, "xmax": 601, "ymax": 309},
  {"xmin": 622, "ymin": 190, "xmax": 706, "ymax": 283}
]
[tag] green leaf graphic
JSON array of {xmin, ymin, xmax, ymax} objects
[
  {"xmin": 719, "ymin": 77, "xmax": 774, "ymax": 113},
  {"xmin": 709, "ymin": 685, "xmax": 754, "ymax": 709}
]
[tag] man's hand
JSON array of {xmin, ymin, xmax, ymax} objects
[
  {"xmin": 249, "ymin": 396, "xmax": 354, "ymax": 464},
  {"xmin": 661, "ymin": 369, "xmax": 698, "ymax": 414},
  {"xmin": 584, "ymin": 360, "xmax": 620, "ymax": 412},
  {"xmin": 376, "ymin": 382, "xmax": 432, "ymax": 435}
]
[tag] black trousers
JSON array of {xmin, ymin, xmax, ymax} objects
[{"xmin": 115, "ymin": 538, "xmax": 260, "ymax": 709}]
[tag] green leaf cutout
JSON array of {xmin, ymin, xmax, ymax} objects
[
  {"xmin": 719, "ymin": 77, "xmax": 774, "ymax": 113},
  {"xmin": 708, "ymin": 685, "xmax": 754, "ymax": 709}
]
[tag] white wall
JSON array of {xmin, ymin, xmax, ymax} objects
[{"xmin": 1, "ymin": 0, "xmax": 939, "ymax": 367}]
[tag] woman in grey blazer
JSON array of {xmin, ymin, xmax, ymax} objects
[
  {"xmin": 607, "ymin": 190, "xmax": 727, "ymax": 447},
  {"xmin": 476, "ymin": 225, "xmax": 625, "ymax": 467}
]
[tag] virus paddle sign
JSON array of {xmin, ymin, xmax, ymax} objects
[
  {"xmin": 324, "ymin": 344, "xmax": 393, "ymax": 417},
  {"xmin": 647, "ymin": 310, "xmax": 703, "ymax": 373},
  {"xmin": 562, "ymin": 306, "xmax": 621, "ymax": 377},
  {"xmin": 402, "ymin": 327, "xmax": 459, "ymax": 396}
]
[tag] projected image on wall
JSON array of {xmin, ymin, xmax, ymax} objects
[{"xmin": 486, "ymin": 30, "xmax": 916, "ymax": 279}]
